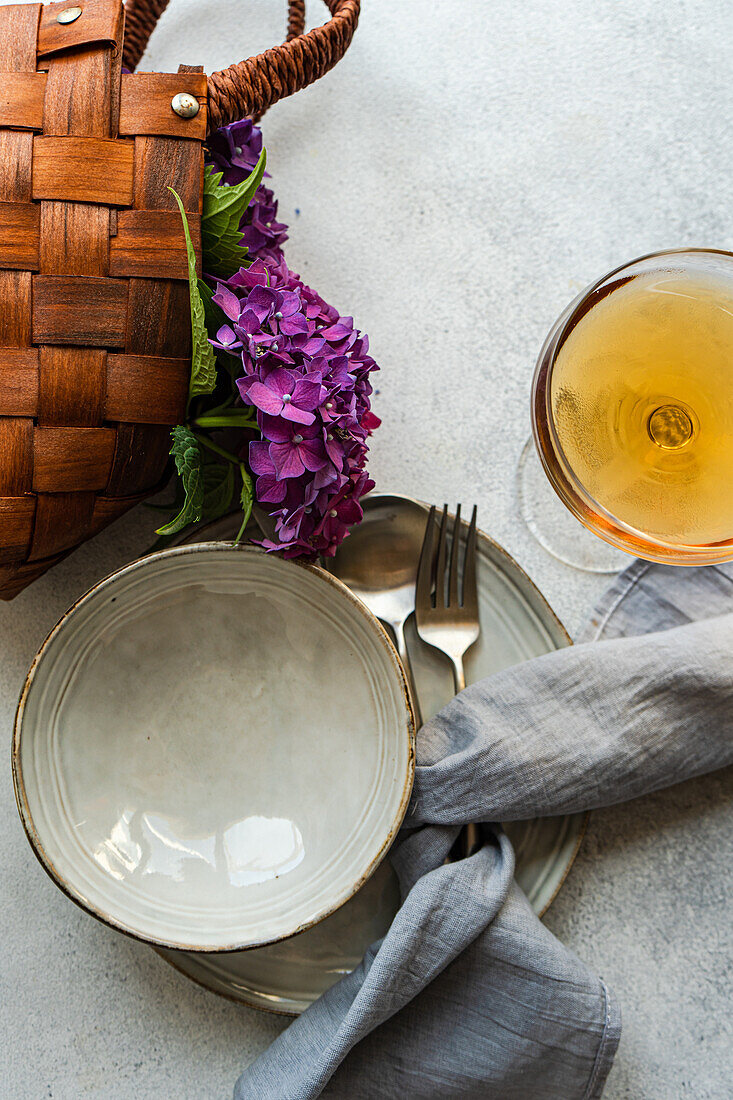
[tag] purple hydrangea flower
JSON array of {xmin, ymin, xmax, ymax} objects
[
  {"xmin": 204, "ymin": 119, "xmax": 380, "ymax": 557},
  {"xmin": 239, "ymin": 367, "xmax": 324, "ymax": 426},
  {"xmin": 206, "ymin": 119, "xmax": 288, "ymax": 265},
  {"xmin": 263, "ymin": 418, "xmax": 328, "ymax": 479},
  {"xmin": 211, "ymin": 255, "xmax": 379, "ymax": 557}
]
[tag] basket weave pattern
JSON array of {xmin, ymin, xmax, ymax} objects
[{"xmin": 0, "ymin": 0, "xmax": 205, "ymax": 599}]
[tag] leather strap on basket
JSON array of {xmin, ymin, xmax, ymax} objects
[{"xmin": 122, "ymin": 0, "xmax": 360, "ymax": 133}]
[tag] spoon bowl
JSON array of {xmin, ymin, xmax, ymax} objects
[
  {"xmin": 330, "ymin": 494, "xmax": 428, "ymax": 619},
  {"xmin": 329, "ymin": 494, "xmax": 429, "ymax": 722}
]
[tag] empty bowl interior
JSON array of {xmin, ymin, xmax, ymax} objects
[{"xmin": 15, "ymin": 545, "xmax": 414, "ymax": 951}]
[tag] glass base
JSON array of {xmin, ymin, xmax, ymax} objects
[{"xmin": 517, "ymin": 438, "xmax": 630, "ymax": 574}]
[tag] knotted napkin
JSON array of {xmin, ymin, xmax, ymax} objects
[{"xmin": 234, "ymin": 560, "xmax": 733, "ymax": 1099}]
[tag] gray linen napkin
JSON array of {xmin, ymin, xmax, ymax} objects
[{"xmin": 234, "ymin": 561, "xmax": 733, "ymax": 1100}]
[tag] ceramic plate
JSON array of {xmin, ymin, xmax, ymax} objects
[
  {"xmin": 155, "ymin": 500, "xmax": 586, "ymax": 1011},
  {"xmin": 14, "ymin": 545, "xmax": 414, "ymax": 952}
]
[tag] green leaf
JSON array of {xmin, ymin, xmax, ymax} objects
[
  {"xmin": 201, "ymin": 152, "xmax": 266, "ymax": 279},
  {"xmin": 202, "ymin": 461, "xmax": 235, "ymax": 522},
  {"xmin": 198, "ymin": 277, "xmax": 235, "ymax": 350},
  {"xmin": 168, "ymin": 188, "xmax": 217, "ymax": 403},
  {"xmin": 197, "ymin": 278, "xmax": 223, "ymax": 332},
  {"xmin": 234, "ymin": 463, "xmax": 254, "ymax": 544},
  {"xmin": 155, "ymin": 426, "xmax": 204, "ymax": 536}
]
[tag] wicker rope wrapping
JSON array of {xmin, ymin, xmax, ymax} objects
[
  {"xmin": 0, "ymin": 0, "xmax": 205, "ymax": 599},
  {"xmin": 123, "ymin": 0, "xmax": 360, "ymax": 130},
  {"xmin": 123, "ymin": 0, "xmax": 307, "ymax": 74},
  {"xmin": 0, "ymin": 0, "xmax": 360, "ymax": 598}
]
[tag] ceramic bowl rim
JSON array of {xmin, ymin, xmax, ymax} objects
[{"xmin": 12, "ymin": 542, "xmax": 416, "ymax": 953}]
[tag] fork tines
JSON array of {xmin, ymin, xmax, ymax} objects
[{"xmin": 417, "ymin": 503, "xmax": 478, "ymax": 612}]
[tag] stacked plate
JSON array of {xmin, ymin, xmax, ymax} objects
[
  {"xmin": 13, "ymin": 493, "xmax": 585, "ymax": 1015},
  {"xmin": 157, "ymin": 496, "xmax": 586, "ymax": 1013}
]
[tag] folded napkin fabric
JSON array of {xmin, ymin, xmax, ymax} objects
[{"xmin": 235, "ymin": 561, "xmax": 733, "ymax": 1100}]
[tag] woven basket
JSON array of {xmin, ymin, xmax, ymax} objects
[{"xmin": 0, "ymin": 0, "xmax": 360, "ymax": 599}]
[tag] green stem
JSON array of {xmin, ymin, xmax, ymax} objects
[
  {"xmin": 194, "ymin": 413, "xmax": 259, "ymax": 429},
  {"xmin": 233, "ymin": 513, "xmax": 248, "ymax": 545},
  {"xmin": 233, "ymin": 462, "xmax": 253, "ymax": 545}
]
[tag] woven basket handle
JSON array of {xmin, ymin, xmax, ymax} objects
[{"xmin": 122, "ymin": 0, "xmax": 361, "ymax": 133}]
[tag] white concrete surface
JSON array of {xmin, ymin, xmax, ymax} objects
[{"xmin": 2, "ymin": 1, "xmax": 732, "ymax": 1096}]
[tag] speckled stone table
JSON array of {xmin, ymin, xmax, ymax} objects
[{"xmin": 2, "ymin": 1, "xmax": 731, "ymax": 1097}]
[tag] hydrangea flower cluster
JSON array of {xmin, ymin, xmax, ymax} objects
[
  {"xmin": 207, "ymin": 119, "xmax": 288, "ymax": 265},
  {"xmin": 204, "ymin": 118, "xmax": 380, "ymax": 558},
  {"xmin": 211, "ymin": 255, "xmax": 379, "ymax": 556}
]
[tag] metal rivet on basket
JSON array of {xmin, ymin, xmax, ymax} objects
[
  {"xmin": 171, "ymin": 92, "xmax": 200, "ymax": 119},
  {"xmin": 56, "ymin": 6, "xmax": 82, "ymax": 23}
]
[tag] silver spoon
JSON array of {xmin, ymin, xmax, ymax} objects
[{"xmin": 330, "ymin": 493, "xmax": 427, "ymax": 727}]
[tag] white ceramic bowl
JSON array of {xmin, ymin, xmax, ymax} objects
[{"xmin": 14, "ymin": 545, "xmax": 414, "ymax": 952}]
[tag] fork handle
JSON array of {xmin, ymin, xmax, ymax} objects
[
  {"xmin": 450, "ymin": 655, "xmax": 466, "ymax": 694},
  {"xmin": 392, "ymin": 619, "xmax": 423, "ymax": 729}
]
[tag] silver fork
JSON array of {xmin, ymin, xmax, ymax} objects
[{"xmin": 415, "ymin": 504, "xmax": 480, "ymax": 693}]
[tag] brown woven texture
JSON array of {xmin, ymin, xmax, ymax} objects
[
  {"xmin": 122, "ymin": 0, "xmax": 360, "ymax": 131},
  {"xmin": 0, "ymin": 0, "xmax": 205, "ymax": 599}
]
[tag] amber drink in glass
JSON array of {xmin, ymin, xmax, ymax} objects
[{"xmin": 532, "ymin": 249, "xmax": 733, "ymax": 566}]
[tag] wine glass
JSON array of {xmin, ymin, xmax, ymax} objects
[{"xmin": 523, "ymin": 249, "xmax": 733, "ymax": 568}]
